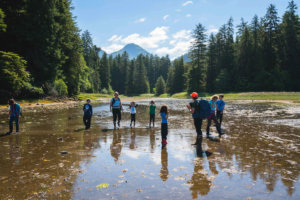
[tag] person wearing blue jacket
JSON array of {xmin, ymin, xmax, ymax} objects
[
  {"xmin": 7, "ymin": 99, "xmax": 22, "ymax": 134},
  {"xmin": 83, "ymin": 99, "xmax": 93, "ymax": 130}
]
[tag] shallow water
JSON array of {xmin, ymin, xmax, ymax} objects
[{"xmin": 0, "ymin": 100, "xmax": 300, "ymax": 200}]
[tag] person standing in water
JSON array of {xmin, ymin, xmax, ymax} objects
[
  {"xmin": 160, "ymin": 105, "xmax": 169, "ymax": 147},
  {"xmin": 7, "ymin": 99, "xmax": 22, "ymax": 134},
  {"xmin": 110, "ymin": 92, "xmax": 123, "ymax": 129},
  {"xmin": 206, "ymin": 95, "xmax": 222, "ymax": 137},
  {"xmin": 149, "ymin": 100, "xmax": 156, "ymax": 127},
  {"xmin": 129, "ymin": 101, "xmax": 138, "ymax": 127},
  {"xmin": 186, "ymin": 92, "xmax": 203, "ymax": 145},
  {"xmin": 83, "ymin": 99, "xmax": 93, "ymax": 130},
  {"xmin": 216, "ymin": 94, "xmax": 225, "ymax": 128}
]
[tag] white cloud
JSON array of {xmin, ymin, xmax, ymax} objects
[
  {"xmin": 206, "ymin": 25, "xmax": 218, "ymax": 35},
  {"xmin": 155, "ymin": 29, "xmax": 192, "ymax": 59},
  {"xmin": 104, "ymin": 27, "xmax": 193, "ymax": 59},
  {"xmin": 108, "ymin": 34, "xmax": 122, "ymax": 42},
  {"xmin": 102, "ymin": 43, "xmax": 124, "ymax": 53},
  {"xmin": 135, "ymin": 17, "xmax": 146, "ymax": 23},
  {"xmin": 182, "ymin": 1, "xmax": 193, "ymax": 6},
  {"xmin": 163, "ymin": 15, "xmax": 169, "ymax": 21},
  {"xmin": 186, "ymin": 14, "xmax": 192, "ymax": 18},
  {"xmin": 172, "ymin": 30, "xmax": 191, "ymax": 40}
]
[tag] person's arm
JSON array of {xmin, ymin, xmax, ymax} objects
[
  {"xmin": 186, "ymin": 103, "xmax": 195, "ymax": 114},
  {"xmin": 110, "ymin": 99, "xmax": 112, "ymax": 112},
  {"xmin": 120, "ymin": 100, "xmax": 123, "ymax": 111},
  {"xmin": 19, "ymin": 106, "xmax": 22, "ymax": 117},
  {"xmin": 90, "ymin": 105, "xmax": 93, "ymax": 116},
  {"xmin": 8, "ymin": 108, "xmax": 11, "ymax": 119},
  {"xmin": 165, "ymin": 113, "xmax": 168, "ymax": 120}
]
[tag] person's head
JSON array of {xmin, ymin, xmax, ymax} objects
[
  {"xmin": 114, "ymin": 91, "xmax": 119, "ymax": 98},
  {"xmin": 219, "ymin": 94, "xmax": 224, "ymax": 100},
  {"xmin": 160, "ymin": 104, "xmax": 168, "ymax": 113},
  {"xmin": 131, "ymin": 101, "xmax": 135, "ymax": 106},
  {"xmin": 211, "ymin": 95, "xmax": 218, "ymax": 102},
  {"xmin": 190, "ymin": 92, "xmax": 198, "ymax": 100},
  {"xmin": 150, "ymin": 100, "xmax": 155, "ymax": 105},
  {"xmin": 86, "ymin": 99, "xmax": 91, "ymax": 104},
  {"xmin": 9, "ymin": 99, "xmax": 15, "ymax": 105}
]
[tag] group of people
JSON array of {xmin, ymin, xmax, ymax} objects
[
  {"xmin": 6, "ymin": 92, "xmax": 226, "ymax": 149},
  {"xmin": 82, "ymin": 91, "xmax": 225, "ymax": 148}
]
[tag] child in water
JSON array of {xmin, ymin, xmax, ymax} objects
[
  {"xmin": 160, "ymin": 105, "xmax": 169, "ymax": 147},
  {"xmin": 206, "ymin": 95, "xmax": 222, "ymax": 137},
  {"xmin": 216, "ymin": 94, "xmax": 225, "ymax": 127},
  {"xmin": 129, "ymin": 101, "xmax": 138, "ymax": 127},
  {"xmin": 149, "ymin": 100, "xmax": 156, "ymax": 127}
]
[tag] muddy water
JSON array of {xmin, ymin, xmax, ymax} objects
[{"xmin": 0, "ymin": 99, "xmax": 300, "ymax": 200}]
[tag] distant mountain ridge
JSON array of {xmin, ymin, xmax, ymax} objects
[
  {"xmin": 110, "ymin": 43, "xmax": 150, "ymax": 59},
  {"xmin": 99, "ymin": 43, "xmax": 190, "ymax": 62}
]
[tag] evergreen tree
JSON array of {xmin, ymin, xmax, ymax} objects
[
  {"xmin": 155, "ymin": 76, "xmax": 166, "ymax": 96},
  {"xmin": 100, "ymin": 52, "xmax": 110, "ymax": 90},
  {"xmin": 206, "ymin": 34, "xmax": 218, "ymax": 92},
  {"xmin": 281, "ymin": 0, "xmax": 300, "ymax": 90},
  {"xmin": 187, "ymin": 23, "xmax": 207, "ymax": 92},
  {"xmin": 125, "ymin": 60, "xmax": 136, "ymax": 95},
  {"xmin": 172, "ymin": 56, "xmax": 185, "ymax": 93},
  {"xmin": 134, "ymin": 55, "xmax": 150, "ymax": 94}
]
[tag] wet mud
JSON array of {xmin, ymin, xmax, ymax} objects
[{"xmin": 0, "ymin": 100, "xmax": 300, "ymax": 199}]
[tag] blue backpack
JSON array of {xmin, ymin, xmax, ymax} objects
[{"xmin": 192, "ymin": 99, "xmax": 211, "ymax": 119}]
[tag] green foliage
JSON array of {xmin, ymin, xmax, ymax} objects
[
  {"xmin": 155, "ymin": 76, "xmax": 166, "ymax": 96},
  {"xmin": 54, "ymin": 79, "xmax": 68, "ymax": 97},
  {"xmin": 0, "ymin": 8, "xmax": 7, "ymax": 32},
  {"xmin": 0, "ymin": 51, "xmax": 30, "ymax": 95}
]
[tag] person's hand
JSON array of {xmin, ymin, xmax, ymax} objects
[{"xmin": 186, "ymin": 105, "xmax": 191, "ymax": 110}]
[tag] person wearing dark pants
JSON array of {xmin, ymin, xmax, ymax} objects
[
  {"xmin": 160, "ymin": 105, "xmax": 169, "ymax": 148},
  {"xmin": 7, "ymin": 99, "xmax": 22, "ymax": 134},
  {"xmin": 83, "ymin": 99, "xmax": 93, "ymax": 130},
  {"xmin": 187, "ymin": 92, "xmax": 203, "ymax": 145},
  {"xmin": 216, "ymin": 94, "xmax": 225, "ymax": 127},
  {"xmin": 110, "ymin": 92, "xmax": 123, "ymax": 129},
  {"xmin": 207, "ymin": 95, "xmax": 222, "ymax": 137}
]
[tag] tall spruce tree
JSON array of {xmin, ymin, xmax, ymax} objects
[
  {"xmin": 134, "ymin": 54, "xmax": 150, "ymax": 94},
  {"xmin": 186, "ymin": 23, "xmax": 207, "ymax": 93}
]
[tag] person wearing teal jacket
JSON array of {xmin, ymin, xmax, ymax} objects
[{"xmin": 7, "ymin": 99, "xmax": 22, "ymax": 134}]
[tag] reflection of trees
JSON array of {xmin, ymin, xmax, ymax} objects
[
  {"xmin": 160, "ymin": 147, "xmax": 168, "ymax": 181},
  {"xmin": 188, "ymin": 144, "xmax": 211, "ymax": 199},
  {"xmin": 110, "ymin": 129, "xmax": 122, "ymax": 162},
  {"xmin": 213, "ymin": 115, "xmax": 300, "ymax": 196}
]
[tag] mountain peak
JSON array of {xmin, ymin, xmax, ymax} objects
[{"xmin": 110, "ymin": 43, "xmax": 150, "ymax": 59}]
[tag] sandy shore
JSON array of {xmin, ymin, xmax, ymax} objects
[{"xmin": 0, "ymin": 97, "xmax": 298, "ymax": 115}]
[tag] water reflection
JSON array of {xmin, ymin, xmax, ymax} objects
[
  {"xmin": 110, "ymin": 129, "xmax": 123, "ymax": 162},
  {"xmin": 160, "ymin": 147, "xmax": 169, "ymax": 181},
  {"xmin": 0, "ymin": 101, "xmax": 300, "ymax": 199}
]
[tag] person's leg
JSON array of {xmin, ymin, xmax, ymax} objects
[
  {"xmin": 212, "ymin": 114, "xmax": 222, "ymax": 135},
  {"xmin": 149, "ymin": 115, "xmax": 151, "ymax": 127},
  {"xmin": 161, "ymin": 123, "xmax": 168, "ymax": 143},
  {"xmin": 83, "ymin": 115, "xmax": 87, "ymax": 129},
  {"xmin": 206, "ymin": 118, "xmax": 212, "ymax": 137},
  {"xmin": 216, "ymin": 111, "xmax": 220, "ymax": 123},
  {"xmin": 9, "ymin": 116, "xmax": 13, "ymax": 133},
  {"xmin": 133, "ymin": 114, "xmax": 136, "ymax": 127},
  {"xmin": 117, "ymin": 109, "xmax": 121, "ymax": 127},
  {"xmin": 112, "ymin": 109, "xmax": 117, "ymax": 128},
  {"xmin": 15, "ymin": 117, "xmax": 19, "ymax": 132},
  {"xmin": 87, "ymin": 116, "xmax": 91, "ymax": 129},
  {"xmin": 193, "ymin": 118, "xmax": 202, "ymax": 144},
  {"xmin": 153, "ymin": 115, "xmax": 155, "ymax": 127},
  {"xmin": 219, "ymin": 112, "xmax": 223, "ymax": 126}
]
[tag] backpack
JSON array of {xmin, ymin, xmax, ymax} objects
[{"xmin": 192, "ymin": 99, "xmax": 211, "ymax": 119}]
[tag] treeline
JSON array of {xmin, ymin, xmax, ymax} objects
[
  {"xmin": 80, "ymin": 30, "xmax": 171, "ymax": 95},
  {"xmin": 185, "ymin": 1, "xmax": 300, "ymax": 93},
  {"xmin": 0, "ymin": 1, "xmax": 299, "ymax": 102},
  {"xmin": 0, "ymin": 0, "xmax": 88, "ymax": 101}
]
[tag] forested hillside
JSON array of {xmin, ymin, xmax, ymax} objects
[{"xmin": 0, "ymin": 1, "xmax": 299, "ymax": 102}]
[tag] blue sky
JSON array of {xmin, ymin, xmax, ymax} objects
[{"xmin": 71, "ymin": 0, "xmax": 294, "ymax": 59}]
